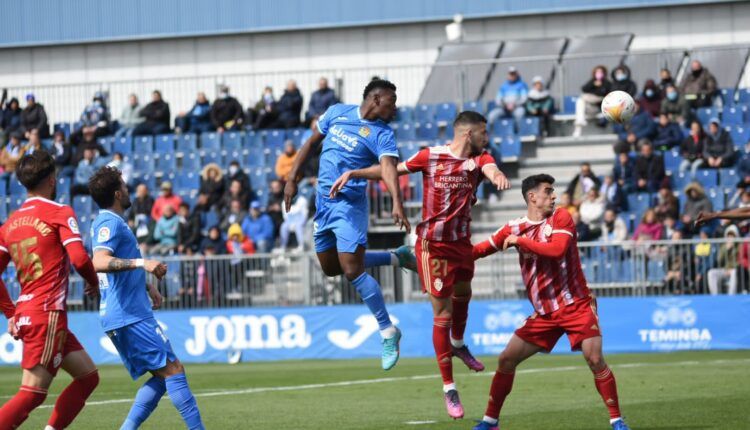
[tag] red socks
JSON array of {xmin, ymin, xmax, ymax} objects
[
  {"xmin": 0, "ymin": 385, "xmax": 48, "ymax": 429},
  {"xmin": 451, "ymin": 294, "xmax": 470, "ymax": 343},
  {"xmin": 484, "ymin": 370, "xmax": 515, "ymax": 419},
  {"xmin": 593, "ymin": 366, "xmax": 621, "ymax": 420},
  {"xmin": 433, "ymin": 316, "xmax": 453, "ymax": 384},
  {"xmin": 48, "ymin": 370, "xmax": 100, "ymax": 429}
]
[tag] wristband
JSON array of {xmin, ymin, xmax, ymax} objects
[{"xmin": 135, "ymin": 259, "xmax": 145, "ymax": 268}]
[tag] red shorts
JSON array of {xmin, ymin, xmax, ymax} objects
[
  {"xmin": 515, "ymin": 296, "xmax": 601, "ymax": 352},
  {"xmin": 15, "ymin": 310, "xmax": 83, "ymax": 376},
  {"xmin": 415, "ymin": 237, "xmax": 474, "ymax": 298}
]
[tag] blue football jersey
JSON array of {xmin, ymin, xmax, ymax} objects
[
  {"xmin": 316, "ymin": 104, "xmax": 399, "ymax": 201},
  {"xmin": 92, "ymin": 210, "xmax": 153, "ymax": 331}
]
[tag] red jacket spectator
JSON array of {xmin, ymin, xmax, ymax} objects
[{"xmin": 151, "ymin": 181, "xmax": 183, "ymax": 221}]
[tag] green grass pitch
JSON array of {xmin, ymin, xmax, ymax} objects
[{"xmin": 1, "ymin": 350, "xmax": 748, "ymax": 429}]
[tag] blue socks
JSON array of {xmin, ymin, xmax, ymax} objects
[
  {"xmin": 364, "ymin": 251, "xmax": 393, "ymax": 268},
  {"xmin": 352, "ymin": 272, "xmax": 393, "ymax": 331},
  {"xmin": 121, "ymin": 376, "xmax": 166, "ymax": 430},
  {"xmin": 165, "ymin": 373, "xmax": 204, "ymax": 430}
]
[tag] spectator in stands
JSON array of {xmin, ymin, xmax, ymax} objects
[
  {"xmin": 133, "ymin": 90, "xmax": 170, "ymax": 136},
  {"xmin": 679, "ymin": 60, "xmax": 717, "ymax": 108},
  {"xmin": 115, "ymin": 94, "xmax": 143, "ymax": 138},
  {"xmin": 221, "ymin": 179, "xmax": 251, "ymax": 216},
  {"xmin": 72, "ymin": 148, "xmax": 97, "ymax": 196},
  {"xmin": 557, "ymin": 192, "xmax": 578, "ymax": 216},
  {"xmin": 20, "ymin": 93, "xmax": 49, "ymax": 138},
  {"xmin": 704, "ymin": 118, "xmax": 735, "ymax": 168},
  {"xmin": 241, "ymin": 201, "xmax": 275, "ymax": 253},
  {"xmin": 306, "ymin": 77, "xmax": 337, "ymax": 125},
  {"xmin": 611, "ymin": 65, "xmax": 637, "ymax": 96},
  {"xmin": 613, "ymin": 151, "xmax": 635, "ymax": 193},
  {"xmin": 252, "ymin": 86, "xmax": 278, "ymax": 130},
  {"xmin": 72, "ymin": 91, "xmax": 110, "ymax": 145},
  {"xmin": 220, "ymin": 198, "xmax": 248, "ymax": 233},
  {"xmin": 72, "ymin": 127, "xmax": 110, "ymax": 164},
  {"xmin": 199, "ymin": 163, "xmax": 225, "ymax": 209},
  {"xmin": 225, "ymin": 160, "xmax": 251, "ymax": 195},
  {"xmin": 633, "ymin": 209, "xmax": 663, "ymax": 241},
  {"xmin": 177, "ymin": 202, "xmax": 202, "ymax": 254},
  {"xmin": 107, "ymin": 152, "xmax": 133, "ymax": 187},
  {"xmin": 191, "ymin": 192, "xmax": 212, "ymax": 235},
  {"xmin": 51, "ymin": 129, "xmax": 74, "ymax": 176},
  {"xmin": 654, "ymin": 186, "xmax": 680, "ymax": 221},
  {"xmin": 176, "ymin": 91, "xmax": 213, "ymax": 134},
  {"xmin": 660, "ymin": 85, "xmax": 691, "ymax": 126},
  {"xmin": 201, "ymin": 226, "xmax": 227, "ymax": 254},
  {"xmin": 525, "ymin": 76, "xmax": 553, "ymax": 136},
  {"xmin": 734, "ymin": 140, "xmax": 750, "ymax": 194},
  {"xmin": 653, "ymin": 113, "xmax": 684, "ymax": 150},
  {"xmin": 707, "ymin": 224, "xmax": 740, "ymax": 295},
  {"xmin": 679, "ymin": 121, "xmax": 709, "ymax": 175},
  {"xmin": 579, "ymin": 189, "xmax": 605, "ymax": 227},
  {"xmin": 637, "ymin": 79, "xmax": 662, "ymax": 117},
  {"xmin": 0, "ymin": 132, "xmax": 26, "ymax": 179},
  {"xmin": 275, "ymin": 140, "xmax": 298, "ymax": 182},
  {"xmin": 151, "ymin": 181, "xmax": 183, "ymax": 221},
  {"xmin": 267, "ymin": 179, "xmax": 285, "ymax": 232},
  {"xmin": 572, "ymin": 211, "xmax": 596, "ymax": 242},
  {"xmin": 566, "ymin": 162, "xmax": 601, "ymax": 206},
  {"xmin": 129, "ymin": 183, "xmax": 155, "ymax": 251},
  {"xmin": 211, "ymin": 86, "xmax": 244, "ymax": 133},
  {"xmin": 0, "ymin": 97, "xmax": 22, "ymax": 145},
  {"xmin": 613, "ymin": 104, "xmax": 657, "ymax": 153},
  {"xmin": 574, "ymin": 65, "xmax": 612, "ymax": 137},
  {"xmin": 634, "ymin": 141, "xmax": 665, "ymax": 193},
  {"xmin": 658, "ymin": 68, "xmax": 674, "ymax": 92},
  {"xmin": 152, "ymin": 204, "xmax": 179, "ymax": 255},
  {"xmin": 278, "ymin": 194, "xmax": 309, "ymax": 252},
  {"xmin": 599, "ymin": 175, "xmax": 626, "ymax": 212},
  {"xmin": 664, "ymin": 229, "xmax": 695, "ymax": 294},
  {"xmin": 663, "ymin": 215, "xmax": 682, "ymax": 239},
  {"xmin": 24, "ymin": 129, "xmax": 44, "ymax": 154},
  {"xmin": 488, "ymin": 66, "xmax": 528, "ymax": 128},
  {"xmin": 599, "ymin": 209, "xmax": 628, "ymax": 244},
  {"xmin": 682, "ymin": 182, "xmax": 713, "ymax": 233},
  {"xmin": 694, "ymin": 228, "xmax": 716, "ymax": 293},
  {"xmin": 226, "ymin": 223, "xmax": 255, "ymax": 256},
  {"xmin": 276, "ymin": 80, "xmax": 303, "ymax": 128}
]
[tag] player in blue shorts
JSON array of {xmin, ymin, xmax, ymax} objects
[
  {"xmin": 284, "ymin": 79, "xmax": 412, "ymax": 370},
  {"xmin": 88, "ymin": 166, "xmax": 205, "ymax": 430}
]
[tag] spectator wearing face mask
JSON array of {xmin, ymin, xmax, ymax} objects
[
  {"xmin": 679, "ymin": 60, "xmax": 718, "ymax": 108},
  {"xmin": 225, "ymin": 160, "xmax": 251, "ymax": 196},
  {"xmin": 253, "ymin": 86, "xmax": 278, "ymax": 130},
  {"xmin": 71, "ymin": 91, "xmax": 110, "ymax": 145},
  {"xmin": 573, "ymin": 65, "xmax": 612, "ymax": 137},
  {"xmin": 637, "ymin": 79, "xmax": 662, "ymax": 117},
  {"xmin": 660, "ymin": 85, "xmax": 691, "ymax": 127},
  {"xmin": 211, "ymin": 86, "xmax": 244, "ymax": 133},
  {"xmin": 611, "ymin": 65, "xmax": 637, "ymax": 97}
]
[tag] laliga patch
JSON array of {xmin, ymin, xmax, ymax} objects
[
  {"xmin": 358, "ymin": 126, "xmax": 371, "ymax": 138},
  {"xmin": 98, "ymin": 227, "xmax": 111, "ymax": 243},
  {"xmin": 67, "ymin": 217, "xmax": 80, "ymax": 234},
  {"xmin": 543, "ymin": 224, "xmax": 553, "ymax": 237}
]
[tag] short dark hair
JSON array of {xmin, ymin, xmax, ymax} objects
[
  {"xmin": 16, "ymin": 150, "xmax": 56, "ymax": 191},
  {"xmin": 179, "ymin": 202, "xmax": 190, "ymax": 211},
  {"xmin": 453, "ymin": 111, "xmax": 487, "ymax": 128},
  {"xmin": 88, "ymin": 166, "xmax": 123, "ymax": 209},
  {"xmin": 521, "ymin": 174, "xmax": 555, "ymax": 202},
  {"xmin": 363, "ymin": 79, "xmax": 396, "ymax": 99}
]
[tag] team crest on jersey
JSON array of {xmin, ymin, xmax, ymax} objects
[
  {"xmin": 98, "ymin": 227, "xmax": 111, "ymax": 243},
  {"xmin": 543, "ymin": 224, "xmax": 553, "ymax": 237},
  {"xmin": 434, "ymin": 278, "xmax": 444, "ymax": 291},
  {"xmin": 358, "ymin": 126, "xmax": 371, "ymax": 138},
  {"xmin": 67, "ymin": 217, "xmax": 80, "ymax": 234},
  {"xmin": 53, "ymin": 352, "xmax": 63, "ymax": 369},
  {"xmin": 462, "ymin": 159, "xmax": 476, "ymax": 171}
]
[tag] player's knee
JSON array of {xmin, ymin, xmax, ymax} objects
[
  {"xmin": 498, "ymin": 353, "xmax": 518, "ymax": 372},
  {"xmin": 321, "ymin": 265, "xmax": 343, "ymax": 277},
  {"xmin": 78, "ymin": 370, "xmax": 100, "ymax": 395},
  {"xmin": 343, "ymin": 267, "xmax": 364, "ymax": 282},
  {"xmin": 585, "ymin": 353, "xmax": 605, "ymax": 371}
]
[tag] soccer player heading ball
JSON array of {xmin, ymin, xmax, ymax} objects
[{"xmin": 471, "ymin": 174, "xmax": 630, "ymax": 430}]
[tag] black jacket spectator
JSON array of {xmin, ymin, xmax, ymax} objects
[
  {"xmin": 680, "ymin": 127, "xmax": 709, "ymax": 163},
  {"xmin": 72, "ymin": 130, "xmax": 110, "ymax": 164},
  {"xmin": 51, "ymin": 132, "xmax": 72, "ymax": 167},
  {"xmin": 177, "ymin": 204, "xmax": 202, "ymax": 253},
  {"xmin": 211, "ymin": 89, "xmax": 244, "ymax": 131},
  {"xmin": 306, "ymin": 78, "xmax": 337, "ymax": 122},
  {"xmin": 199, "ymin": 163, "xmax": 225, "ymax": 209},
  {"xmin": 613, "ymin": 152, "xmax": 636, "ymax": 192},
  {"xmin": 133, "ymin": 91, "xmax": 170, "ymax": 136},
  {"xmin": 20, "ymin": 97, "xmax": 49, "ymax": 137},
  {"xmin": 653, "ymin": 114, "xmax": 684, "ymax": 150},
  {"xmin": 276, "ymin": 81, "xmax": 303, "ymax": 128},
  {"xmin": 634, "ymin": 144, "xmax": 665, "ymax": 192},
  {"xmin": 566, "ymin": 164, "xmax": 602, "ymax": 205},
  {"xmin": 610, "ymin": 65, "xmax": 637, "ymax": 97},
  {"xmin": 679, "ymin": 60, "xmax": 717, "ymax": 108},
  {"xmin": 581, "ymin": 76, "xmax": 613, "ymax": 98},
  {"xmin": 637, "ymin": 79, "xmax": 662, "ymax": 117},
  {"xmin": 613, "ymin": 105, "xmax": 657, "ymax": 153},
  {"xmin": 225, "ymin": 160, "xmax": 251, "ymax": 195},
  {"xmin": 704, "ymin": 121, "xmax": 735, "ymax": 167},
  {"xmin": 201, "ymin": 227, "xmax": 226, "ymax": 254},
  {"xmin": 1, "ymin": 97, "xmax": 22, "ymax": 135}
]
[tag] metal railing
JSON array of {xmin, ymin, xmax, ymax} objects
[
  {"xmin": 3, "ymin": 44, "xmax": 748, "ymax": 126},
  {"xmin": 1, "ymin": 237, "xmax": 746, "ymax": 312}
]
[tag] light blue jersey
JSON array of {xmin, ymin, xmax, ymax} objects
[
  {"xmin": 92, "ymin": 210, "xmax": 152, "ymax": 331},
  {"xmin": 314, "ymin": 104, "xmax": 398, "ymax": 253}
]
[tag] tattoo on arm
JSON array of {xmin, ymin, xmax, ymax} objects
[{"xmin": 106, "ymin": 258, "xmax": 135, "ymax": 272}]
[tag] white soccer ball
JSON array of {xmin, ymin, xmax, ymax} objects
[{"xmin": 601, "ymin": 90, "xmax": 636, "ymax": 124}]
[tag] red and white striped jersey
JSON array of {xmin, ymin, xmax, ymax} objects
[
  {"xmin": 404, "ymin": 145, "xmax": 496, "ymax": 242},
  {"xmin": 484, "ymin": 208, "xmax": 590, "ymax": 315},
  {"xmin": 0, "ymin": 197, "xmax": 83, "ymax": 313}
]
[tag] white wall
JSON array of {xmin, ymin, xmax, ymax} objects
[{"xmin": 1, "ymin": 2, "xmax": 749, "ymax": 122}]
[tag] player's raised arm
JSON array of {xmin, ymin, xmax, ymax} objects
[
  {"xmin": 482, "ymin": 163, "xmax": 511, "ymax": 191},
  {"xmin": 695, "ymin": 207, "xmax": 750, "ymax": 226},
  {"xmin": 328, "ymin": 162, "xmax": 409, "ymax": 198},
  {"xmin": 284, "ymin": 124, "xmax": 325, "ymax": 212},
  {"xmin": 380, "ymin": 156, "xmax": 411, "ymax": 233}
]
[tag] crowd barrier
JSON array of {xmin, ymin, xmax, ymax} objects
[{"xmin": 0, "ymin": 295, "xmax": 748, "ymax": 365}]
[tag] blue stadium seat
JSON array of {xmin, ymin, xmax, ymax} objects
[
  {"xmin": 177, "ymin": 133, "xmax": 198, "ymax": 152},
  {"xmin": 180, "ymin": 153, "xmax": 201, "ymax": 171},
  {"xmin": 155, "ymin": 154, "xmax": 177, "ymax": 172},
  {"xmin": 55, "ymin": 194, "xmax": 71, "ymax": 206},
  {"xmin": 223, "ymin": 150, "xmax": 243, "ymax": 167},
  {"xmin": 113, "ymin": 136, "xmax": 133, "ymax": 155},
  {"xmin": 54, "ymin": 123, "xmax": 71, "ymax": 138},
  {"xmin": 722, "ymin": 106, "xmax": 747, "ymax": 125},
  {"xmin": 398, "ymin": 142, "xmax": 420, "ymax": 160},
  {"xmin": 518, "ymin": 117, "xmax": 540, "ymax": 137},
  {"xmin": 201, "ymin": 151, "xmax": 221, "ymax": 166},
  {"xmin": 721, "ymin": 88, "xmax": 735, "ymax": 106},
  {"xmin": 201, "ymin": 132, "xmax": 221, "ymax": 151},
  {"xmin": 671, "ymin": 171, "xmax": 692, "ymax": 191},
  {"xmin": 8, "ymin": 196, "xmax": 24, "ymax": 212},
  {"xmin": 708, "ymin": 189, "xmax": 725, "ymax": 211},
  {"xmin": 286, "ymin": 128, "xmax": 306, "ymax": 148},
  {"xmin": 133, "ymin": 154, "xmax": 156, "ymax": 172},
  {"xmin": 0, "ymin": 180, "xmax": 6, "ymax": 197},
  {"xmin": 223, "ymin": 132, "xmax": 243, "ymax": 151},
  {"xmin": 626, "ymin": 193, "xmax": 651, "ymax": 215},
  {"xmin": 8, "ymin": 175, "xmax": 24, "ymax": 196},
  {"xmin": 462, "ymin": 101, "xmax": 484, "ymax": 114},
  {"xmin": 396, "ymin": 106, "xmax": 414, "ymax": 123},
  {"xmin": 155, "ymin": 134, "xmax": 176, "ymax": 153},
  {"xmin": 696, "ymin": 107, "xmax": 717, "ymax": 126},
  {"xmin": 563, "ymin": 96, "xmax": 578, "ymax": 115},
  {"xmin": 492, "ymin": 119, "xmax": 515, "ymax": 138},
  {"xmin": 243, "ymin": 150, "xmax": 265, "ymax": 168},
  {"xmin": 250, "ymin": 168, "xmax": 268, "ymax": 191},
  {"xmin": 265, "ymin": 138, "xmax": 285, "ymax": 162},
  {"xmin": 647, "ymin": 259, "xmax": 666, "ymax": 283},
  {"xmin": 201, "ymin": 210, "xmax": 221, "ymax": 231},
  {"xmin": 395, "ymin": 123, "xmax": 416, "ymax": 141},
  {"xmin": 177, "ymin": 190, "xmax": 198, "ymax": 208},
  {"xmin": 500, "ymin": 136, "xmax": 521, "ymax": 160},
  {"xmin": 0, "ymin": 199, "xmax": 8, "ymax": 220},
  {"xmin": 738, "ymin": 88, "xmax": 750, "ymax": 105},
  {"xmin": 134, "ymin": 136, "xmax": 154, "ymax": 153},
  {"xmin": 176, "ymin": 172, "xmax": 200, "ymax": 190},
  {"xmin": 719, "ymin": 168, "xmax": 738, "ymax": 189},
  {"xmin": 97, "ymin": 137, "xmax": 114, "ymax": 154},
  {"xmin": 73, "ymin": 195, "xmax": 93, "ymax": 215},
  {"xmin": 245, "ymin": 131, "xmax": 262, "ymax": 151},
  {"xmin": 416, "ymin": 122, "xmax": 438, "ymax": 140},
  {"xmin": 730, "ymin": 125, "xmax": 750, "ymax": 147},
  {"xmin": 415, "ymin": 104, "xmax": 436, "ymax": 123},
  {"xmin": 435, "ymin": 103, "xmax": 457, "ymax": 124},
  {"xmin": 664, "ymin": 148, "xmax": 682, "ymax": 173},
  {"xmin": 137, "ymin": 174, "xmax": 156, "ymax": 191},
  {"xmin": 57, "ymin": 177, "xmax": 71, "ymax": 197},
  {"xmin": 264, "ymin": 129, "xmax": 285, "ymax": 148},
  {"xmin": 695, "ymin": 169, "xmax": 718, "ymax": 188}
]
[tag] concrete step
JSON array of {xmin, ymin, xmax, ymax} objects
[
  {"xmin": 540, "ymin": 133, "xmax": 617, "ymax": 147},
  {"xmin": 534, "ymin": 143, "xmax": 613, "ymax": 160}
]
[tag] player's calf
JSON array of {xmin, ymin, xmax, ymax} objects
[
  {"xmin": 47, "ymin": 369, "xmax": 99, "ymax": 430},
  {"xmin": 0, "ymin": 385, "xmax": 48, "ymax": 428}
]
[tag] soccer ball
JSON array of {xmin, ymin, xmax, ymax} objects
[{"xmin": 601, "ymin": 90, "xmax": 636, "ymax": 124}]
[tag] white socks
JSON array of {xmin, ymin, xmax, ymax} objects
[
  {"xmin": 380, "ymin": 325, "xmax": 397, "ymax": 339},
  {"xmin": 389, "ymin": 253, "xmax": 399, "ymax": 266},
  {"xmin": 450, "ymin": 337, "xmax": 464, "ymax": 348},
  {"xmin": 610, "ymin": 418, "xmax": 623, "ymax": 425},
  {"xmin": 442, "ymin": 383, "xmax": 456, "ymax": 393},
  {"xmin": 483, "ymin": 416, "xmax": 499, "ymax": 425}
]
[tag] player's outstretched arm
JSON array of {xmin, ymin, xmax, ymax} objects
[
  {"xmin": 380, "ymin": 156, "xmax": 411, "ymax": 233},
  {"xmin": 506, "ymin": 233, "xmax": 572, "ymax": 259},
  {"xmin": 284, "ymin": 130, "xmax": 325, "ymax": 211},
  {"xmin": 92, "ymin": 249, "xmax": 167, "ymax": 280},
  {"xmin": 329, "ymin": 162, "xmax": 409, "ymax": 198},
  {"xmin": 482, "ymin": 164, "xmax": 511, "ymax": 191},
  {"xmin": 696, "ymin": 207, "xmax": 750, "ymax": 226}
]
